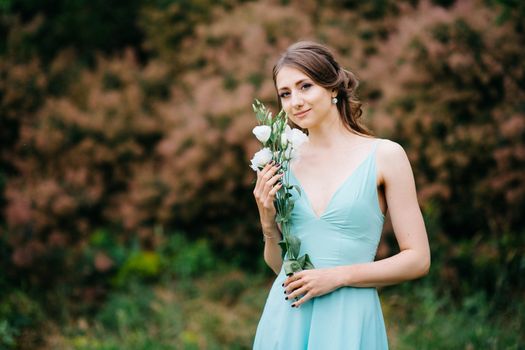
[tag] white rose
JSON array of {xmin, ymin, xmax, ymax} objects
[
  {"xmin": 287, "ymin": 128, "xmax": 309, "ymax": 149},
  {"xmin": 250, "ymin": 147, "xmax": 273, "ymax": 171},
  {"xmin": 280, "ymin": 125, "xmax": 292, "ymax": 148},
  {"xmin": 252, "ymin": 125, "xmax": 272, "ymax": 143},
  {"xmin": 280, "ymin": 132, "xmax": 288, "ymax": 148},
  {"xmin": 283, "ymin": 144, "xmax": 299, "ymax": 160},
  {"xmin": 283, "ymin": 145, "xmax": 292, "ymax": 160}
]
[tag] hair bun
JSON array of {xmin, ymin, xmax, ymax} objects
[
  {"xmin": 340, "ymin": 68, "xmax": 359, "ymax": 94},
  {"xmin": 337, "ymin": 68, "xmax": 362, "ymax": 122}
]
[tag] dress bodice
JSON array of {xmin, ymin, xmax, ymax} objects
[{"xmin": 288, "ymin": 139, "xmax": 384, "ymax": 268}]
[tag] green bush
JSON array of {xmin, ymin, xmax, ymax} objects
[
  {"xmin": 0, "ymin": 291, "xmax": 45, "ymax": 349},
  {"xmin": 160, "ymin": 233, "xmax": 216, "ymax": 280},
  {"xmin": 386, "ymin": 284, "xmax": 524, "ymax": 349},
  {"xmin": 112, "ymin": 251, "xmax": 162, "ymax": 287}
]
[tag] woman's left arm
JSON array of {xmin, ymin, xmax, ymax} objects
[
  {"xmin": 337, "ymin": 139, "xmax": 431, "ymax": 287},
  {"xmin": 284, "ymin": 140, "xmax": 430, "ymax": 306}
]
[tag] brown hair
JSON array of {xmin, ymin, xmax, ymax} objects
[{"xmin": 272, "ymin": 41, "xmax": 373, "ymax": 136}]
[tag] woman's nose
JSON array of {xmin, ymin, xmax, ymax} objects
[{"xmin": 291, "ymin": 92, "xmax": 303, "ymax": 108}]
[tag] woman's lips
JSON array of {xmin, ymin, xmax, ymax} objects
[{"xmin": 294, "ymin": 109, "xmax": 311, "ymax": 118}]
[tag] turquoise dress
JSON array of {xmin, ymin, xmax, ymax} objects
[{"xmin": 253, "ymin": 139, "xmax": 388, "ymax": 349}]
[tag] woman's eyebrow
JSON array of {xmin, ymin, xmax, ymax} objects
[{"xmin": 278, "ymin": 79, "xmax": 308, "ymax": 92}]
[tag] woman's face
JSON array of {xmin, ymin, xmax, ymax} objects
[{"xmin": 275, "ymin": 66, "xmax": 336, "ymax": 130}]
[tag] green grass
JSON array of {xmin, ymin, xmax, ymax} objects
[
  {"xmin": 42, "ymin": 270, "xmax": 524, "ymax": 350},
  {"xmin": 383, "ymin": 283, "xmax": 524, "ymax": 349},
  {"xmin": 47, "ymin": 268, "xmax": 271, "ymax": 350},
  {"xmin": 3, "ymin": 231, "xmax": 523, "ymax": 349}
]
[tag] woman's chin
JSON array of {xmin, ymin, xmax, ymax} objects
[
  {"xmin": 296, "ymin": 120, "xmax": 312, "ymax": 130},
  {"xmin": 290, "ymin": 118, "xmax": 308, "ymax": 129}
]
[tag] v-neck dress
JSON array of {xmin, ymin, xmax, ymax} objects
[{"xmin": 253, "ymin": 139, "xmax": 388, "ymax": 350}]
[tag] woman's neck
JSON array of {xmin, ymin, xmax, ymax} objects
[{"xmin": 306, "ymin": 113, "xmax": 363, "ymax": 150}]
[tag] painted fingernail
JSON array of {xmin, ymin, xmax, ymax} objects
[
  {"xmin": 285, "ymin": 297, "xmax": 288, "ymax": 300},
  {"xmin": 283, "ymin": 290, "xmax": 287, "ymax": 294},
  {"xmin": 281, "ymin": 283, "xmax": 284, "ymax": 287},
  {"xmin": 276, "ymin": 163, "xmax": 281, "ymax": 168},
  {"xmin": 291, "ymin": 304, "xmax": 295, "ymax": 308}
]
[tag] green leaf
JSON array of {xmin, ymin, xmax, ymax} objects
[
  {"xmin": 283, "ymin": 259, "xmax": 302, "ymax": 276},
  {"xmin": 282, "ymin": 254, "xmax": 315, "ymax": 276},
  {"xmin": 287, "ymin": 234, "xmax": 301, "ymax": 259},
  {"xmin": 297, "ymin": 255, "xmax": 306, "ymax": 267},
  {"xmin": 278, "ymin": 239, "xmax": 287, "ymax": 260},
  {"xmin": 302, "ymin": 254, "xmax": 315, "ymax": 270}
]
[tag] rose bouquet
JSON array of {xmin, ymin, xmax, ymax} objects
[{"xmin": 250, "ymin": 99, "xmax": 314, "ymax": 276}]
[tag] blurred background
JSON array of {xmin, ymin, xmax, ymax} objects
[{"xmin": 0, "ymin": 0, "xmax": 524, "ymax": 348}]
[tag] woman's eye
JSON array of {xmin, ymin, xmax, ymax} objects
[
  {"xmin": 301, "ymin": 83, "xmax": 312, "ymax": 90},
  {"xmin": 279, "ymin": 91, "xmax": 290, "ymax": 98}
]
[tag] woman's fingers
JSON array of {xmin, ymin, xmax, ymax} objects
[
  {"xmin": 261, "ymin": 165, "xmax": 281, "ymax": 187},
  {"xmin": 291, "ymin": 292, "xmax": 314, "ymax": 308},
  {"xmin": 284, "ymin": 271, "xmax": 304, "ymax": 287},
  {"xmin": 253, "ymin": 162, "xmax": 273, "ymax": 202},
  {"xmin": 264, "ymin": 182, "xmax": 283, "ymax": 208},
  {"xmin": 261, "ymin": 171, "xmax": 283, "ymax": 197},
  {"xmin": 282, "ymin": 272, "xmax": 315, "ymax": 308},
  {"xmin": 254, "ymin": 161, "xmax": 275, "ymax": 193},
  {"xmin": 268, "ymin": 181, "xmax": 283, "ymax": 195},
  {"xmin": 255, "ymin": 162, "xmax": 276, "ymax": 192},
  {"xmin": 286, "ymin": 285, "xmax": 309, "ymax": 301},
  {"xmin": 261, "ymin": 171, "xmax": 283, "ymax": 208},
  {"xmin": 254, "ymin": 163, "xmax": 283, "ymax": 206},
  {"xmin": 283, "ymin": 278, "xmax": 303, "ymax": 295}
]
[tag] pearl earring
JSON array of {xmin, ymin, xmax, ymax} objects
[{"xmin": 331, "ymin": 97, "xmax": 338, "ymax": 104}]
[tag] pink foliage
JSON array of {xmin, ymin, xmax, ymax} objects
[{"xmin": 1, "ymin": 0, "xmax": 523, "ymax": 287}]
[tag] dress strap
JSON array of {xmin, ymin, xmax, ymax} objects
[
  {"xmin": 363, "ymin": 139, "xmax": 381, "ymax": 189},
  {"xmin": 372, "ymin": 138, "xmax": 381, "ymax": 154}
]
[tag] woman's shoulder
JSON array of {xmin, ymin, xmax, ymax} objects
[
  {"xmin": 354, "ymin": 134, "xmax": 404, "ymax": 151},
  {"xmin": 350, "ymin": 136, "xmax": 407, "ymax": 160},
  {"xmin": 373, "ymin": 138, "xmax": 406, "ymax": 156},
  {"xmin": 374, "ymin": 138, "xmax": 412, "ymax": 183}
]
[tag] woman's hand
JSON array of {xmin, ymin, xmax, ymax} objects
[
  {"xmin": 253, "ymin": 161, "xmax": 284, "ymax": 230},
  {"xmin": 283, "ymin": 267, "xmax": 345, "ymax": 308}
]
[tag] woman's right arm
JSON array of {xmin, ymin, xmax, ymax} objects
[{"xmin": 253, "ymin": 161, "xmax": 284, "ymax": 274}]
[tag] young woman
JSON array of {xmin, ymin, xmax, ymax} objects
[{"xmin": 252, "ymin": 41, "xmax": 430, "ymax": 349}]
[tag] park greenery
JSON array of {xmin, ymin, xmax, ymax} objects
[{"xmin": 0, "ymin": 0, "xmax": 524, "ymax": 348}]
